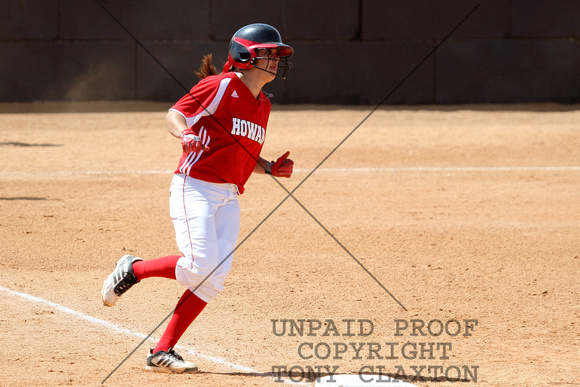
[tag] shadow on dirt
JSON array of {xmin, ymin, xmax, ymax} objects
[
  {"xmin": 0, "ymin": 142, "xmax": 62, "ymax": 147},
  {"xmin": 0, "ymin": 197, "xmax": 48, "ymax": 201}
]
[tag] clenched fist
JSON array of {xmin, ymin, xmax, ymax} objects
[
  {"xmin": 181, "ymin": 129, "xmax": 210, "ymax": 153},
  {"xmin": 268, "ymin": 151, "xmax": 293, "ymax": 178}
]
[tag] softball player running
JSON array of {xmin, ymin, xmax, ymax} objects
[{"xmin": 101, "ymin": 23, "xmax": 294, "ymax": 373}]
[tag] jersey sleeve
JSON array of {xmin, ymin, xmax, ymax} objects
[{"xmin": 169, "ymin": 75, "xmax": 232, "ymax": 129}]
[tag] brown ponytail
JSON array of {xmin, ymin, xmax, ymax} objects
[{"xmin": 195, "ymin": 54, "xmax": 218, "ymax": 79}]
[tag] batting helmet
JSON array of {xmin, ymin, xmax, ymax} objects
[{"xmin": 227, "ymin": 23, "xmax": 294, "ymax": 79}]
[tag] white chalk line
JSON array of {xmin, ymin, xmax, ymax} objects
[
  {"xmin": 298, "ymin": 166, "xmax": 580, "ymax": 172},
  {"xmin": 0, "ymin": 285, "xmax": 308, "ymax": 386}
]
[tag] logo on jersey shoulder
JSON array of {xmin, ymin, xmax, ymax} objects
[
  {"xmin": 231, "ymin": 118, "xmax": 265, "ymax": 144},
  {"xmin": 231, "ymin": 90, "xmax": 239, "ymax": 98}
]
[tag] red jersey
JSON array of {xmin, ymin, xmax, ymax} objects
[{"xmin": 170, "ymin": 72, "xmax": 271, "ymax": 194}]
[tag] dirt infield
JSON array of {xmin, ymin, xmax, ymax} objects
[{"xmin": 0, "ymin": 102, "xmax": 578, "ymax": 386}]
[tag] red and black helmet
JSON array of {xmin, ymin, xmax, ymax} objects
[{"xmin": 227, "ymin": 23, "xmax": 294, "ymax": 79}]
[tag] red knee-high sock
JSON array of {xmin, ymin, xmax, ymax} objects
[
  {"xmin": 133, "ymin": 255, "xmax": 181, "ymax": 281},
  {"xmin": 153, "ymin": 290, "xmax": 207, "ymax": 353}
]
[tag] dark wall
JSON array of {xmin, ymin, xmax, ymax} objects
[{"xmin": 0, "ymin": 0, "xmax": 578, "ymax": 104}]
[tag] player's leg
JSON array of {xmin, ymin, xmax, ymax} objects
[
  {"xmin": 171, "ymin": 176, "xmax": 224, "ymax": 301},
  {"xmin": 101, "ymin": 174, "xmax": 215, "ymax": 307},
  {"xmin": 145, "ymin": 175, "xmax": 221, "ymax": 372},
  {"xmin": 202, "ymin": 192, "xmax": 240, "ymax": 296},
  {"xmin": 148, "ymin": 185, "xmax": 240, "ymax": 372},
  {"xmin": 145, "ymin": 289, "xmax": 206, "ymax": 374},
  {"xmin": 133, "ymin": 255, "xmax": 180, "ymax": 280},
  {"xmin": 152, "ymin": 289, "xmax": 207, "ymax": 354}
]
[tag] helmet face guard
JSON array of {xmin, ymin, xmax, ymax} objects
[
  {"xmin": 253, "ymin": 48, "xmax": 293, "ymax": 80},
  {"xmin": 228, "ymin": 24, "xmax": 294, "ymax": 79}
]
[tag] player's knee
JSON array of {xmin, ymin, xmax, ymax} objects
[{"xmin": 194, "ymin": 280, "xmax": 225, "ymax": 303}]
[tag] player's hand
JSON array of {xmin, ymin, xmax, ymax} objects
[
  {"xmin": 268, "ymin": 151, "xmax": 294, "ymax": 178},
  {"xmin": 181, "ymin": 129, "xmax": 210, "ymax": 153}
]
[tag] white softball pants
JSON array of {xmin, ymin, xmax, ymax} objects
[{"xmin": 169, "ymin": 174, "xmax": 240, "ymax": 303}]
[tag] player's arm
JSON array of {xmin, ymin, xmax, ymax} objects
[
  {"xmin": 166, "ymin": 110, "xmax": 210, "ymax": 153},
  {"xmin": 254, "ymin": 157, "xmax": 270, "ymax": 174},
  {"xmin": 254, "ymin": 151, "xmax": 293, "ymax": 178},
  {"xmin": 166, "ymin": 110, "xmax": 188, "ymax": 138}
]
